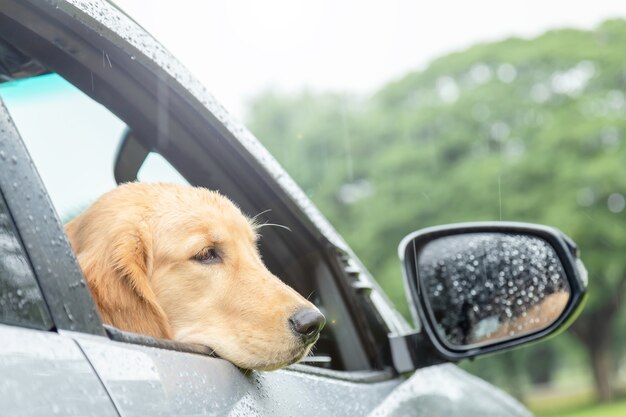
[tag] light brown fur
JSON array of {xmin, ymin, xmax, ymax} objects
[{"xmin": 65, "ymin": 182, "xmax": 320, "ymax": 370}]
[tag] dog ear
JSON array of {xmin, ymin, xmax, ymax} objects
[{"xmin": 67, "ymin": 215, "xmax": 172, "ymax": 339}]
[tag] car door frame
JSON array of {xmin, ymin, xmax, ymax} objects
[
  {"xmin": 0, "ymin": 0, "xmax": 407, "ymax": 375},
  {"xmin": 0, "ymin": 85, "xmax": 124, "ymax": 416},
  {"xmin": 0, "ymin": 93, "xmax": 105, "ymax": 336}
]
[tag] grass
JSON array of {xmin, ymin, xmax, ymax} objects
[
  {"xmin": 525, "ymin": 388, "xmax": 594, "ymax": 414},
  {"xmin": 531, "ymin": 397, "xmax": 626, "ymax": 417},
  {"xmin": 516, "ymin": 363, "xmax": 626, "ymax": 417}
]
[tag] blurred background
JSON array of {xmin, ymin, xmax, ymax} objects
[{"xmin": 113, "ymin": 1, "xmax": 626, "ymax": 415}]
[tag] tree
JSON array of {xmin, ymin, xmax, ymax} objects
[{"xmin": 247, "ymin": 19, "xmax": 626, "ymax": 401}]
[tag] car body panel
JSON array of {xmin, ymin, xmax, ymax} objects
[
  {"xmin": 368, "ymin": 365, "xmax": 532, "ymax": 417},
  {"xmin": 73, "ymin": 332, "xmax": 401, "ymax": 417},
  {"xmin": 0, "ymin": 324, "xmax": 118, "ymax": 416}
]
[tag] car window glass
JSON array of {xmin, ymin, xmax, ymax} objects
[
  {"xmin": 0, "ymin": 74, "xmax": 127, "ymax": 221},
  {"xmin": 0, "ymin": 190, "xmax": 53, "ymax": 330},
  {"xmin": 138, "ymin": 152, "xmax": 188, "ymax": 184},
  {"xmin": 0, "ymin": 75, "xmax": 190, "ymax": 219}
]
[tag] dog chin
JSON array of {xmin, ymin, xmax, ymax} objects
[
  {"xmin": 174, "ymin": 331, "xmax": 315, "ymax": 371},
  {"xmin": 251, "ymin": 345, "xmax": 313, "ymax": 372}
]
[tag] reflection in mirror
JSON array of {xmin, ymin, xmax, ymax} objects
[{"xmin": 418, "ymin": 233, "xmax": 570, "ymax": 349}]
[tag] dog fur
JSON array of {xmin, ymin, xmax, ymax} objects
[{"xmin": 65, "ymin": 182, "xmax": 322, "ymax": 370}]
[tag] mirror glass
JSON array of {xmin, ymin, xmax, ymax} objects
[{"xmin": 418, "ymin": 233, "xmax": 570, "ymax": 349}]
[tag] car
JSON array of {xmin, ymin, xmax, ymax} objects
[{"xmin": 0, "ymin": 1, "xmax": 587, "ymax": 416}]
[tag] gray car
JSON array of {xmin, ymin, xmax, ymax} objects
[{"xmin": 0, "ymin": 1, "xmax": 587, "ymax": 416}]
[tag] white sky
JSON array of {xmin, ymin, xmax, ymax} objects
[{"xmin": 115, "ymin": 0, "xmax": 626, "ymax": 119}]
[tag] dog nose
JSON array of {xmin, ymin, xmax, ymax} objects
[{"xmin": 289, "ymin": 308, "xmax": 326, "ymax": 343}]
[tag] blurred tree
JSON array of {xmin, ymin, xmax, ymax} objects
[{"xmin": 248, "ymin": 19, "xmax": 626, "ymax": 402}]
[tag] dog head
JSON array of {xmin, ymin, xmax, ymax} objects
[{"xmin": 65, "ymin": 182, "xmax": 325, "ymax": 370}]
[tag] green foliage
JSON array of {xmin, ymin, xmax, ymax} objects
[{"xmin": 247, "ymin": 19, "xmax": 626, "ymax": 395}]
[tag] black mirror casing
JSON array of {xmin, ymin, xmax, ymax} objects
[
  {"xmin": 113, "ymin": 129, "xmax": 150, "ymax": 184},
  {"xmin": 390, "ymin": 222, "xmax": 587, "ymax": 373}
]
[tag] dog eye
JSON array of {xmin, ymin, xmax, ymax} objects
[{"xmin": 193, "ymin": 247, "xmax": 222, "ymax": 264}]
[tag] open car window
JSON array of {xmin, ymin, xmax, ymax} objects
[
  {"xmin": 0, "ymin": 73, "xmax": 379, "ymax": 371},
  {"xmin": 0, "ymin": 75, "xmax": 126, "ymax": 220}
]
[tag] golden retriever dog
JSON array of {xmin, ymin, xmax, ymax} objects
[{"xmin": 65, "ymin": 182, "xmax": 325, "ymax": 371}]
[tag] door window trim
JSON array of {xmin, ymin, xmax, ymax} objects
[
  {"xmin": 0, "ymin": 97, "xmax": 104, "ymax": 335},
  {"xmin": 0, "ymin": 187, "xmax": 53, "ymax": 330}
]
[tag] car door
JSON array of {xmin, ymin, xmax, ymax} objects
[
  {"xmin": 0, "ymin": 99, "xmax": 119, "ymax": 416},
  {"xmin": 0, "ymin": 72, "xmax": 403, "ymax": 416},
  {"xmin": 74, "ymin": 332, "xmax": 402, "ymax": 416}
]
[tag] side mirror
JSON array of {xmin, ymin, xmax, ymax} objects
[
  {"xmin": 113, "ymin": 129, "xmax": 150, "ymax": 184},
  {"xmin": 390, "ymin": 222, "xmax": 587, "ymax": 373}
]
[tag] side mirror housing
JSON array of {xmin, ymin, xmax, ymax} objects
[
  {"xmin": 390, "ymin": 222, "xmax": 587, "ymax": 373},
  {"xmin": 113, "ymin": 129, "xmax": 150, "ymax": 184}
]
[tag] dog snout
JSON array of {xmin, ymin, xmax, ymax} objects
[{"xmin": 289, "ymin": 308, "xmax": 325, "ymax": 343}]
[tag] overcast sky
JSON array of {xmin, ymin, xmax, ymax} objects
[{"xmin": 115, "ymin": 0, "xmax": 626, "ymax": 119}]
